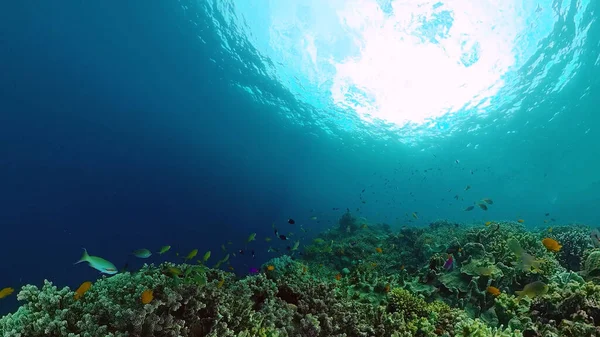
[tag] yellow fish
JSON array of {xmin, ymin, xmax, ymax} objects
[
  {"xmin": 74, "ymin": 281, "xmax": 92, "ymax": 300},
  {"xmin": 185, "ymin": 249, "xmax": 198, "ymax": 261},
  {"xmin": 412, "ymin": 212, "xmax": 418, "ymax": 219},
  {"xmin": 247, "ymin": 233, "xmax": 256, "ymax": 243},
  {"xmin": 203, "ymin": 251, "xmax": 211, "ymax": 262},
  {"xmin": 140, "ymin": 289, "xmax": 154, "ymax": 304},
  {"xmin": 0, "ymin": 287, "xmax": 15, "ymax": 299},
  {"xmin": 485, "ymin": 221, "xmax": 492, "ymax": 226},
  {"xmin": 217, "ymin": 278, "xmax": 225, "ymax": 288}
]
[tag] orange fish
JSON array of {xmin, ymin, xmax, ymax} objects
[
  {"xmin": 542, "ymin": 238, "xmax": 561, "ymax": 252},
  {"xmin": 375, "ymin": 247, "xmax": 383, "ymax": 253},
  {"xmin": 74, "ymin": 281, "xmax": 92, "ymax": 300},
  {"xmin": 0, "ymin": 287, "xmax": 14, "ymax": 299},
  {"xmin": 141, "ymin": 289, "xmax": 154, "ymax": 304},
  {"xmin": 302, "ymin": 266, "xmax": 307, "ymax": 273},
  {"xmin": 335, "ymin": 273, "xmax": 342, "ymax": 281},
  {"xmin": 487, "ymin": 286, "xmax": 501, "ymax": 296},
  {"xmin": 517, "ymin": 219, "xmax": 525, "ymax": 223},
  {"xmin": 384, "ymin": 284, "xmax": 391, "ymax": 293},
  {"xmin": 266, "ymin": 265, "xmax": 275, "ymax": 271}
]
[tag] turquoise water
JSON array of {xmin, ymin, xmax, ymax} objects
[{"xmin": 181, "ymin": 0, "xmax": 600, "ymax": 223}]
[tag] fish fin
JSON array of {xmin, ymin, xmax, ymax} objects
[{"xmin": 74, "ymin": 248, "xmax": 89, "ymax": 265}]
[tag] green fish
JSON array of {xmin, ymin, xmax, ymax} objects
[
  {"xmin": 132, "ymin": 249, "xmax": 152, "ymax": 258},
  {"xmin": 221, "ymin": 244, "xmax": 226, "ymax": 252},
  {"xmin": 185, "ymin": 249, "xmax": 198, "ymax": 261},
  {"xmin": 203, "ymin": 251, "xmax": 211, "ymax": 262},
  {"xmin": 75, "ymin": 249, "xmax": 117, "ymax": 275},
  {"xmin": 247, "ymin": 233, "xmax": 256, "ymax": 243},
  {"xmin": 291, "ymin": 240, "xmax": 300, "ymax": 251},
  {"xmin": 516, "ymin": 281, "xmax": 548, "ymax": 299},
  {"xmin": 158, "ymin": 246, "xmax": 171, "ymax": 254}
]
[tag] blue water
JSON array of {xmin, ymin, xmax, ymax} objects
[{"xmin": 0, "ymin": 0, "xmax": 598, "ymax": 315}]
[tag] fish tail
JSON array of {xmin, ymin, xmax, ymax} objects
[{"xmin": 74, "ymin": 248, "xmax": 89, "ymax": 265}]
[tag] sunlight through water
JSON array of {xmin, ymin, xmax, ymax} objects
[{"xmin": 190, "ymin": 0, "xmax": 592, "ymax": 142}]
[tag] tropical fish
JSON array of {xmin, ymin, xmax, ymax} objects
[
  {"xmin": 75, "ymin": 249, "xmax": 118, "ymax": 275},
  {"xmin": 247, "ymin": 233, "xmax": 256, "ymax": 243},
  {"xmin": 249, "ymin": 267, "xmax": 259, "ymax": 274},
  {"xmin": 185, "ymin": 249, "xmax": 198, "ymax": 261},
  {"xmin": 141, "ymin": 289, "xmax": 153, "ymax": 304},
  {"xmin": 291, "ymin": 241, "xmax": 300, "ymax": 251},
  {"xmin": 464, "ymin": 206, "xmax": 474, "ymax": 211},
  {"xmin": 541, "ymin": 238, "xmax": 561, "ymax": 252},
  {"xmin": 412, "ymin": 212, "xmax": 418, "ymax": 219},
  {"xmin": 486, "ymin": 286, "xmax": 501, "ymax": 296},
  {"xmin": 157, "ymin": 246, "xmax": 171, "ymax": 255},
  {"xmin": 465, "ymin": 185, "xmax": 471, "ymax": 191},
  {"xmin": 167, "ymin": 267, "xmax": 182, "ymax": 276},
  {"xmin": 478, "ymin": 203, "xmax": 488, "ymax": 211},
  {"xmin": 203, "ymin": 251, "xmax": 211, "ymax": 262},
  {"xmin": 264, "ymin": 237, "xmax": 272, "ymax": 242},
  {"xmin": 443, "ymin": 255, "xmax": 454, "ymax": 270},
  {"xmin": 484, "ymin": 221, "xmax": 492, "ymax": 226},
  {"xmin": 217, "ymin": 278, "xmax": 225, "ymax": 288},
  {"xmin": 266, "ymin": 265, "xmax": 275, "ymax": 271},
  {"xmin": 132, "ymin": 249, "xmax": 152, "ymax": 259},
  {"xmin": 507, "ymin": 238, "xmax": 543, "ymax": 272},
  {"xmin": 313, "ymin": 238, "xmax": 325, "ymax": 244},
  {"xmin": 375, "ymin": 247, "xmax": 383, "ymax": 253},
  {"xmin": 279, "ymin": 234, "xmax": 288, "ymax": 240},
  {"xmin": 517, "ymin": 219, "xmax": 525, "ymax": 223},
  {"xmin": 482, "ymin": 198, "xmax": 494, "ymax": 204},
  {"xmin": 74, "ymin": 281, "xmax": 92, "ymax": 300},
  {"xmin": 288, "ymin": 218, "xmax": 295, "ymax": 224},
  {"xmin": 310, "ymin": 216, "xmax": 317, "ymax": 220},
  {"xmin": 0, "ymin": 287, "xmax": 14, "ymax": 299},
  {"xmin": 515, "ymin": 281, "xmax": 548, "ymax": 299},
  {"xmin": 221, "ymin": 244, "xmax": 227, "ymax": 252},
  {"xmin": 335, "ymin": 273, "xmax": 342, "ymax": 281}
]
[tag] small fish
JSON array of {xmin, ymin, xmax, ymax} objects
[
  {"xmin": 464, "ymin": 206, "xmax": 474, "ymax": 211},
  {"xmin": 157, "ymin": 246, "xmax": 171, "ymax": 255},
  {"xmin": 221, "ymin": 244, "xmax": 226, "ymax": 252},
  {"xmin": 484, "ymin": 221, "xmax": 492, "ymax": 226},
  {"xmin": 361, "ymin": 224, "xmax": 368, "ymax": 229},
  {"xmin": 167, "ymin": 267, "xmax": 182, "ymax": 276},
  {"xmin": 545, "ymin": 213, "xmax": 550, "ymax": 216},
  {"xmin": 335, "ymin": 273, "xmax": 342, "ymax": 281},
  {"xmin": 141, "ymin": 289, "xmax": 154, "ymax": 304},
  {"xmin": 203, "ymin": 251, "xmax": 211, "ymax": 262},
  {"xmin": 443, "ymin": 255, "xmax": 454, "ymax": 270},
  {"xmin": 517, "ymin": 219, "xmax": 525, "ymax": 223},
  {"xmin": 264, "ymin": 237, "xmax": 272, "ymax": 242},
  {"xmin": 249, "ymin": 267, "xmax": 259, "ymax": 274},
  {"xmin": 217, "ymin": 278, "xmax": 225, "ymax": 288},
  {"xmin": 515, "ymin": 281, "xmax": 548, "ymax": 299},
  {"xmin": 375, "ymin": 247, "xmax": 383, "ymax": 253},
  {"xmin": 478, "ymin": 203, "xmax": 488, "ymax": 211},
  {"xmin": 288, "ymin": 218, "xmax": 295, "ymax": 225},
  {"xmin": 279, "ymin": 234, "xmax": 288, "ymax": 240},
  {"xmin": 0, "ymin": 287, "xmax": 15, "ymax": 299},
  {"xmin": 547, "ymin": 227, "xmax": 552, "ymax": 232},
  {"xmin": 266, "ymin": 265, "xmax": 275, "ymax": 271},
  {"xmin": 185, "ymin": 249, "xmax": 198, "ymax": 261},
  {"xmin": 482, "ymin": 198, "xmax": 493, "ymax": 204},
  {"xmin": 75, "ymin": 249, "xmax": 118, "ymax": 275},
  {"xmin": 412, "ymin": 212, "xmax": 418, "ymax": 219},
  {"xmin": 455, "ymin": 159, "xmax": 460, "ymax": 164},
  {"xmin": 132, "ymin": 249, "xmax": 152, "ymax": 259},
  {"xmin": 251, "ymin": 250, "xmax": 255, "ymax": 259},
  {"xmin": 310, "ymin": 216, "xmax": 317, "ymax": 220},
  {"xmin": 247, "ymin": 233, "xmax": 256, "ymax": 243},
  {"xmin": 349, "ymin": 241, "xmax": 358, "ymax": 247},
  {"xmin": 291, "ymin": 241, "xmax": 300, "ymax": 251},
  {"xmin": 541, "ymin": 238, "xmax": 561, "ymax": 252},
  {"xmin": 267, "ymin": 246, "xmax": 280, "ymax": 253},
  {"xmin": 486, "ymin": 286, "xmax": 501, "ymax": 296},
  {"xmin": 238, "ymin": 249, "xmax": 245, "ymax": 255},
  {"xmin": 74, "ymin": 281, "xmax": 92, "ymax": 300},
  {"xmin": 465, "ymin": 185, "xmax": 471, "ymax": 191},
  {"xmin": 228, "ymin": 265, "xmax": 235, "ymax": 271}
]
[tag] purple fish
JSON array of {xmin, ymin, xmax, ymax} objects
[
  {"xmin": 443, "ymin": 255, "xmax": 454, "ymax": 271},
  {"xmin": 249, "ymin": 267, "xmax": 259, "ymax": 274}
]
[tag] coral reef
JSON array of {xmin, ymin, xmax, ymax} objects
[{"xmin": 1, "ymin": 213, "xmax": 598, "ymax": 336}]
